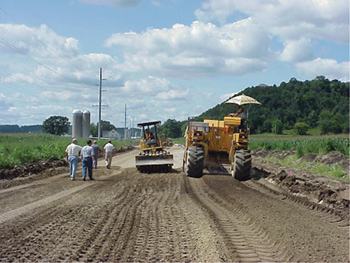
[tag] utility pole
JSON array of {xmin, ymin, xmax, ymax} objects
[
  {"xmin": 98, "ymin": 68, "xmax": 102, "ymax": 140},
  {"xmin": 124, "ymin": 103, "xmax": 127, "ymax": 140}
]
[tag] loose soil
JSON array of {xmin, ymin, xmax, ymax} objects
[{"xmin": 0, "ymin": 146, "xmax": 348, "ymax": 262}]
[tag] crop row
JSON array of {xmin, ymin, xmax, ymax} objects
[{"xmin": 249, "ymin": 136, "xmax": 349, "ymax": 158}]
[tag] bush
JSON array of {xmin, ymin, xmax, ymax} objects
[
  {"xmin": 293, "ymin": 122, "xmax": 309, "ymax": 135},
  {"xmin": 271, "ymin": 119, "xmax": 284, "ymax": 134}
]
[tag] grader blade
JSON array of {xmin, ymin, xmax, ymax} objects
[{"xmin": 135, "ymin": 154, "xmax": 174, "ymax": 173}]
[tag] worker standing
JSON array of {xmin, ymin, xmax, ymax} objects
[
  {"xmin": 91, "ymin": 141, "xmax": 102, "ymax": 169},
  {"xmin": 81, "ymin": 140, "xmax": 94, "ymax": 181},
  {"xmin": 104, "ymin": 140, "xmax": 115, "ymax": 169},
  {"xmin": 65, "ymin": 138, "xmax": 82, "ymax": 181}
]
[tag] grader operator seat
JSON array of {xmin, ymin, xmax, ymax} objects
[{"xmin": 146, "ymin": 137, "xmax": 158, "ymax": 147}]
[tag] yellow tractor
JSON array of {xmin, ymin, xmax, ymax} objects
[
  {"xmin": 135, "ymin": 121, "xmax": 174, "ymax": 173},
  {"xmin": 159, "ymin": 135, "xmax": 173, "ymax": 147},
  {"xmin": 182, "ymin": 116, "xmax": 252, "ymax": 180}
]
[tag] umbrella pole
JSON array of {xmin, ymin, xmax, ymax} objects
[{"xmin": 247, "ymin": 104, "xmax": 252, "ymax": 120}]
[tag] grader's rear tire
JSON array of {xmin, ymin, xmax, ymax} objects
[
  {"xmin": 186, "ymin": 146, "xmax": 204, "ymax": 178},
  {"xmin": 232, "ymin": 149, "xmax": 251, "ymax": 181}
]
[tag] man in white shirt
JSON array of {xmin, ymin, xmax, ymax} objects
[
  {"xmin": 65, "ymin": 138, "xmax": 82, "ymax": 180},
  {"xmin": 103, "ymin": 140, "xmax": 115, "ymax": 169}
]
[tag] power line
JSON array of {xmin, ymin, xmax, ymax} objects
[
  {"xmin": 0, "ymin": 7, "xmax": 85, "ymax": 72},
  {"xmin": 0, "ymin": 36, "xmax": 79, "ymax": 83},
  {"xmin": 0, "ymin": 7, "xmax": 93, "ymax": 86}
]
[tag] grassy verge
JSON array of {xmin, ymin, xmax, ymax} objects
[
  {"xmin": 0, "ymin": 134, "xmax": 133, "ymax": 169},
  {"xmin": 264, "ymin": 155, "xmax": 349, "ymax": 182}
]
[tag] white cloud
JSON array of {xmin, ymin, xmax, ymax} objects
[
  {"xmin": 120, "ymin": 76, "xmax": 171, "ymax": 94},
  {"xmin": 106, "ymin": 20, "xmax": 270, "ymax": 78},
  {"xmin": 195, "ymin": 0, "xmax": 349, "ymax": 43},
  {"xmin": 0, "ymin": 23, "xmax": 123, "ymax": 89},
  {"xmin": 76, "ymin": 0, "xmax": 141, "ymax": 8},
  {"xmin": 0, "ymin": 94, "xmax": 14, "ymax": 111},
  {"xmin": 279, "ymin": 38, "xmax": 314, "ymax": 63},
  {"xmin": 296, "ymin": 58, "xmax": 350, "ymax": 81},
  {"xmin": 156, "ymin": 88, "xmax": 189, "ymax": 100},
  {"xmin": 164, "ymin": 107, "xmax": 176, "ymax": 113},
  {"xmin": 0, "ymin": 24, "xmax": 80, "ymax": 59},
  {"xmin": 194, "ymin": 0, "xmax": 349, "ymax": 79}
]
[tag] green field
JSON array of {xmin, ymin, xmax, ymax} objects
[
  {"xmin": 173, "ymin": 134, "xmax": 349, "ymax": 158},
  {"xmin": 0, "ymin": 134, "xmax": 132, "ymax": 169},
  {"xmin": 249, "ymin": 134, "xmax": 349, "ymax": 158}
]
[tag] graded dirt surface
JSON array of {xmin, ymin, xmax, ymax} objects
[{"xmin": 0, "ymin": 146, "xmax": 349, "ymax": 262}]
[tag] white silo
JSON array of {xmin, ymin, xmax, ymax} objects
[
  {"xmin": 72, "ymin": 110, "xmax": 83, "ymax": 138},
  {"xmin": 82, "ymin": 110, "xmax": 91, "ymax": 138}
]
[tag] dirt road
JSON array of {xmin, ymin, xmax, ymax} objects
[{"xmin": 0, "ymin": 146, "xmax": 348, "ymax": 262}]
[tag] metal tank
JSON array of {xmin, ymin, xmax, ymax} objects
[
  {"xmin": 72, "ymin": 110, "xmax": 83, "ymax": 138},
  {"xmin": 82, "ymin": 110, "xmax": 91, "ymax": 138}
]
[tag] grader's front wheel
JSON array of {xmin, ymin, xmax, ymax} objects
[{"xmin": 232, "ymin": 149, "xmax": 252, "ymax": 181}]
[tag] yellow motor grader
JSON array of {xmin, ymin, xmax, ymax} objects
[
  {"xmin": 182, "ymin": 116, "xmax": 252, "ymax": 180},
  {"xmin": 135, "ymin": 121, "xmax": 174, "ymax": 173}
]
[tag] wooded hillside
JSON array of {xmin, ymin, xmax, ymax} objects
[{"xmin": 192, "ymin": 76, "xmax": 349, "ymax": 135}]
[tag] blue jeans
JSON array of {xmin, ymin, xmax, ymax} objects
[
  {"xmin": 68, "ymin": 156, "xmax": 79, "ymax": 179},
  {"xmin": 82, "ymin": 157, "xmax": 93, "ymax": 180},
  {"xmin": 92, "ymin": 155, "xmax": 98, "ymax": 168}
]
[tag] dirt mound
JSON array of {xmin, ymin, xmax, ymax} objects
[
  {"xmin": 0, "ymin": 159, "xmax": 68, "ymax": 189},
  {"xmin": 0, "ymin": 159, "xmax": 68, "ymax": 180},
  {"xmin": 315, "ymin": 151, "xmax": 349, "ymax": 170},
  {"xmin": 252, "ymin": 150, "xmax": 349, "ymax": 218}
]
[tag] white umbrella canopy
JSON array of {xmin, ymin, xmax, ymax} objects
[
  {"xmin": 225, "ymin": 94, "xmax": 261, "ymax": 105},
  {"xmin": 225, "ymin": 94, "xmax": 261, "ymax": 120}
]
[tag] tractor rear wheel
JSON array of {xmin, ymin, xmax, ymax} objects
[
  {"xmin": 232, "ymin": 149, "xmax": 251, "ymax": 181},
  {"xmin": 185, "ymin": 146, "xmax": 204, "ymax": 178}
]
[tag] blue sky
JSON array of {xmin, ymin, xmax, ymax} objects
[{"xmin": 0, "ymin": 0, "xmax": 349, "ymax": 127}]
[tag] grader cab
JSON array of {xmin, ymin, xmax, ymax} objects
[
  {"xmin": 182, "ymin": 116, "xmax": 252, "ymax": 180},
  {"xmin": 135, "ymin": 121, "xmax": 174, "ymax": 173}
]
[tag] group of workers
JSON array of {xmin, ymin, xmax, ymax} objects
[{"xmin": 65, "ymin": 139, "xmax": 115, "ymax": 181}]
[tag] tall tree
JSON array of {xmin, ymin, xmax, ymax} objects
[
  {"xmin": 42, "ymin": 116, "xmax": 69, "ymax": 135},
  {"xmin": 97, "ymin": 120, "xmax": 116, "ymax": 132},
  {"xmin": 159, "ymin": 119, "xmax": 183, "ymax": 138}
]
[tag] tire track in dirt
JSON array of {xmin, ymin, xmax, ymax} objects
[
  {"xmin": 188, "ymin": 176, "xmax": 284, "ymax": 262},
  {"xmin": 0, "ymin": 173, "xmax": 129, "ymax": 262},
  {"xmin": 0, "ymin": 168, "xmax": 229, "ymax": 262},
  {"xmin": 0, "ymin": 183, "xmax": 90, "ymax": 224},
  {"xmin": 85, "ymin": 171, "xmax": 224, "ymax": 262},
  {"xmin": 243, "ymin": 179, "xmax": 349, "ymax": 227},
  {"xmin": 201, "ymin": 174, "xmax": 349, "ymax": 262}
]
